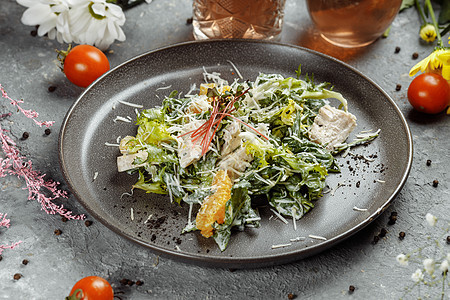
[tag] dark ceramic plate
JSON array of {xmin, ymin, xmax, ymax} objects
[{"xmin": 59, "ymin": 40, "xmax": 412, "ymax": 268}]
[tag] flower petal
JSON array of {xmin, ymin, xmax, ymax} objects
[
  {"xmin": 409, "ymin": 58, "xmax": 428, "ymax": 76},
  {"xmin": 91, "ymin": 3, "xmax": 107, "ymax": 17},
  {"xmin": 441, "ymin": 65, "xmax": 450, "ymax": 80},
  {"xmin": 16, "ymin": 0, "xmax": 36, "ymax": 7},
  {"xmin": 21, "ymin": 4, "xmax": 54, "ymax": 26},
  {"xmin": 37, "ymin": 19, "xmax": 57, "ymax": 37}
]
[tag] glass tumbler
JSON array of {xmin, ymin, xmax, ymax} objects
[
  {"xmin": 192, "ymin": 0, "xmax": 286, "ymax": 40},
  {"xmin": 306, "ymin": 0, "xmax": 402, "ymax": 48}
]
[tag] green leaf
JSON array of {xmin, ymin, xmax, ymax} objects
[
  {"xmin": 213, "ymin": 181, "xmax": 259, "ymax": 251},
  {"xmin": 133, "ymin": 170, "xmax": 167, "ymax": 194},
  {"xmin": 136, "ymin": 119, "xmax": 174, "ymax": 146},
  {"xmin": 295, "ymin": 64, "xmax": 302, "ymax": 79}
]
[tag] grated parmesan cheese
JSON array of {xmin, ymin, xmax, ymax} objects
[
  {"xmin": 156, "ymin": 85, "xmax": 172, "ymax": 91},
  {"xmin": 118, "ymin": 100, "xmax": 144, "ymax": 108},
  {"xmin": 362, "ymin": 155, "xmax": 375, "ymax": 162},
  {"xmin": 270, "ymin": 208, "xmax": 289, "ymax": 224},
  {"xmin": 330, "ymin": 180, "xmax": 346, "ymax": 196},
  {"xmin": 105, "ymin": 142, "xmax": 120, "ymax": 147},
  {"xmin": 271, "ymin": 243, "xmax": 291, "ymax": 249},
  {"xmin": 144, "ymin": 214, "xmax": 153, "ymax": 224},
  {"xmin": 309, "ymin": 234, "xmax": 327, "ymax": 241},
  {"xmin": 227, "ymin": 60, "xmax": 243, "ymax": 79},
  {"xmin": 113, "ymin": 116, "xmax": 132, "ymax": 123},
  {"xmin": 290, "ymin": 237, "xmax": 306, "ymax": 242},
  {"xmin": 353, "ymin": 206, "xmax": 368, "ymax": 212}
]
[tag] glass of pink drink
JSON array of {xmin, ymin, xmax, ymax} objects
[
  {"xmin": 306, "ymin": 0, "xmax": 402, "ymax": 48},
  {"xmin": 192, "ymin": 0, "xmax": 286, "ymax": 40}
]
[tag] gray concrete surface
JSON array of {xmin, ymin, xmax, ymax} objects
[{"xmin": 1, "ymin": 0, "xmax": 449, "ymax": 299}]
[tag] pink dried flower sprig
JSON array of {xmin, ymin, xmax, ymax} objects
[
  {"xmin": 1, "ymin": 85, "xmax": 54, "ymax": 128},
  {"xmin": 0, "ymin": 241, "xmax": 22, "ymax": 256},
  {"xmin": 0, "ymin": 84, "xmax": 84, "ymax": 219},
  {"xmin": 0, "ymin": 213, "xmax": 11, "ymax": 228},
  {"xmin": 0, "ymin": 213, "xmax": 22, "ymax": 256},
  {"xmin": 0, "ymin": 84, "xmax": 85, "ymax": 254},
  {"xmin": 0, "ymin": 129, "xmax": 84, "ymax": 219}
]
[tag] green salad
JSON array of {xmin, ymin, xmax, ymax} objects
[{"xmin": 117, "ymin": 68, "xmax": 376, "ymax": 251}]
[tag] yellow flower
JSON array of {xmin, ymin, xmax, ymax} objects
[
  {"xmin": 409, "ymin": 48, "xmax": 450, "ymax": 80},
  {"xmin": 420, "ymin": 23, "xmax": 437, "ymax": 42}
]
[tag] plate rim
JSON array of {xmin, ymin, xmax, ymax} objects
[{"xmin": 58, "ymin": 39, "xmax": 413, "ymax": 268}]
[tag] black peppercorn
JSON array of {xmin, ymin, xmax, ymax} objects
[
  {"xmin": 136, "ymin": 280, "xmax": 144, "ymax": 286},
  {"xmin": 446, "ymin": 236, "xmax": 450, "ymax": 244},
  {"xmin": 372, "ymin": 235, "xmax": 380, "ymax": 244},
  {"xmin": 22, "ymin": 132, "xmax": 29, "ymax": 140},
  {"xmin": 412, "ymin": 52, "xmax": 419, "ymax": 59},
  {"xmin": 426, "ymin": 159, "xmax": 432, "ymax": 166},
  {"xmin": 54, "ymin": 229, "xmax": 62, "ymax": 235},
  {"xmin": 432, "ymin": 180, "xmax": 439, "ymax": 187},
  {"xmin": 22, "ymin": 259, "xmax": 29, "ymax": 265},
  {"xmin": 61, "ymin": 217, "xmax": 68, "ymax": 223},
  {"xmin": 288, "ymin": 293, "xmax": 296, "ymax": 299},
  {"xmin": 349, "ymin": 285, "xmax": 355, "ymax": 292},
  {"xmin": 120, "ymin": 278, "xmax": 128, "ymax": 285},
  {"xmin": 48, "ymin": 86, "xmax": 56, "ymax": 92},
  {"xmin": 379, "ymin": 228, "xmax": 387, "ymax": 238},
  {"xmin": 0, "ymin": 255, "xmax": 3, "ymax": 261},
  {"xmin": 30, "ymin": 30, "xmax": 37, "ymax": 37},
  {"xmin": 395, "ymin": 46, "xmax": 401, "ymax": 53},
  {"xmin": 85, "ymin": 220, "xmax": 93, "ymax": 227},
  {"xmin": 13, "ymin": 273, "xmax": 22, "ymax": 280},
  {"xmin": 399, "ymin": 232, "xmax": 406, "ymax": 240},
  {"xmin": 388, "ymin": 216, "xmax": 397, "ymax": 225},
  {"xmin": 44, "ymin": 128, "xmax": 51, "ymax": 135},
  {"xmin": 395, "ymin": 84, "xmax": 402, "ymax": 91}
]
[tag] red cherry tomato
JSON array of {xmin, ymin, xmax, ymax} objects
[
  {"xmin": 67, "ymin": 276, "xmax": 114, "ymax": 300},
  {"xmin": 63, "ymin": 45, "xmax": 110, "ymax": 88},
  {"xmin": 407, "ymin": 73, "xmax": 450, "ymax": 114}
]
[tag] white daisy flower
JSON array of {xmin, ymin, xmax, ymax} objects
[
  {"xmin": 411, "ymin": 268, "xmax": 424, "ymax": 283},
  {"xmin": 17, "ymin": 0, "xmax": 72, "ymax": 43},
  {"xmin": 68, "ymin": 0, "xmax": 126, "ymax": 50}
]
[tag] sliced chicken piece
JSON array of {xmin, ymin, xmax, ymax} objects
[
  {"xmin": 117, "ymin": 151, "xmax": 148, "ymax": 172},
  {"xmin": 221, "ymin": 121, "xmax": 242, "ymax": 157},
  {"xmin": 218, "ymin": 147, "xmax": 253, "ymax": 181},
  {"xmin": 309, "ymin": 104, "xmax": 357, "ymax": 150},
  {"xmin": 176, "ymin": 119, "xmax": 204, "ymax": 168}
]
